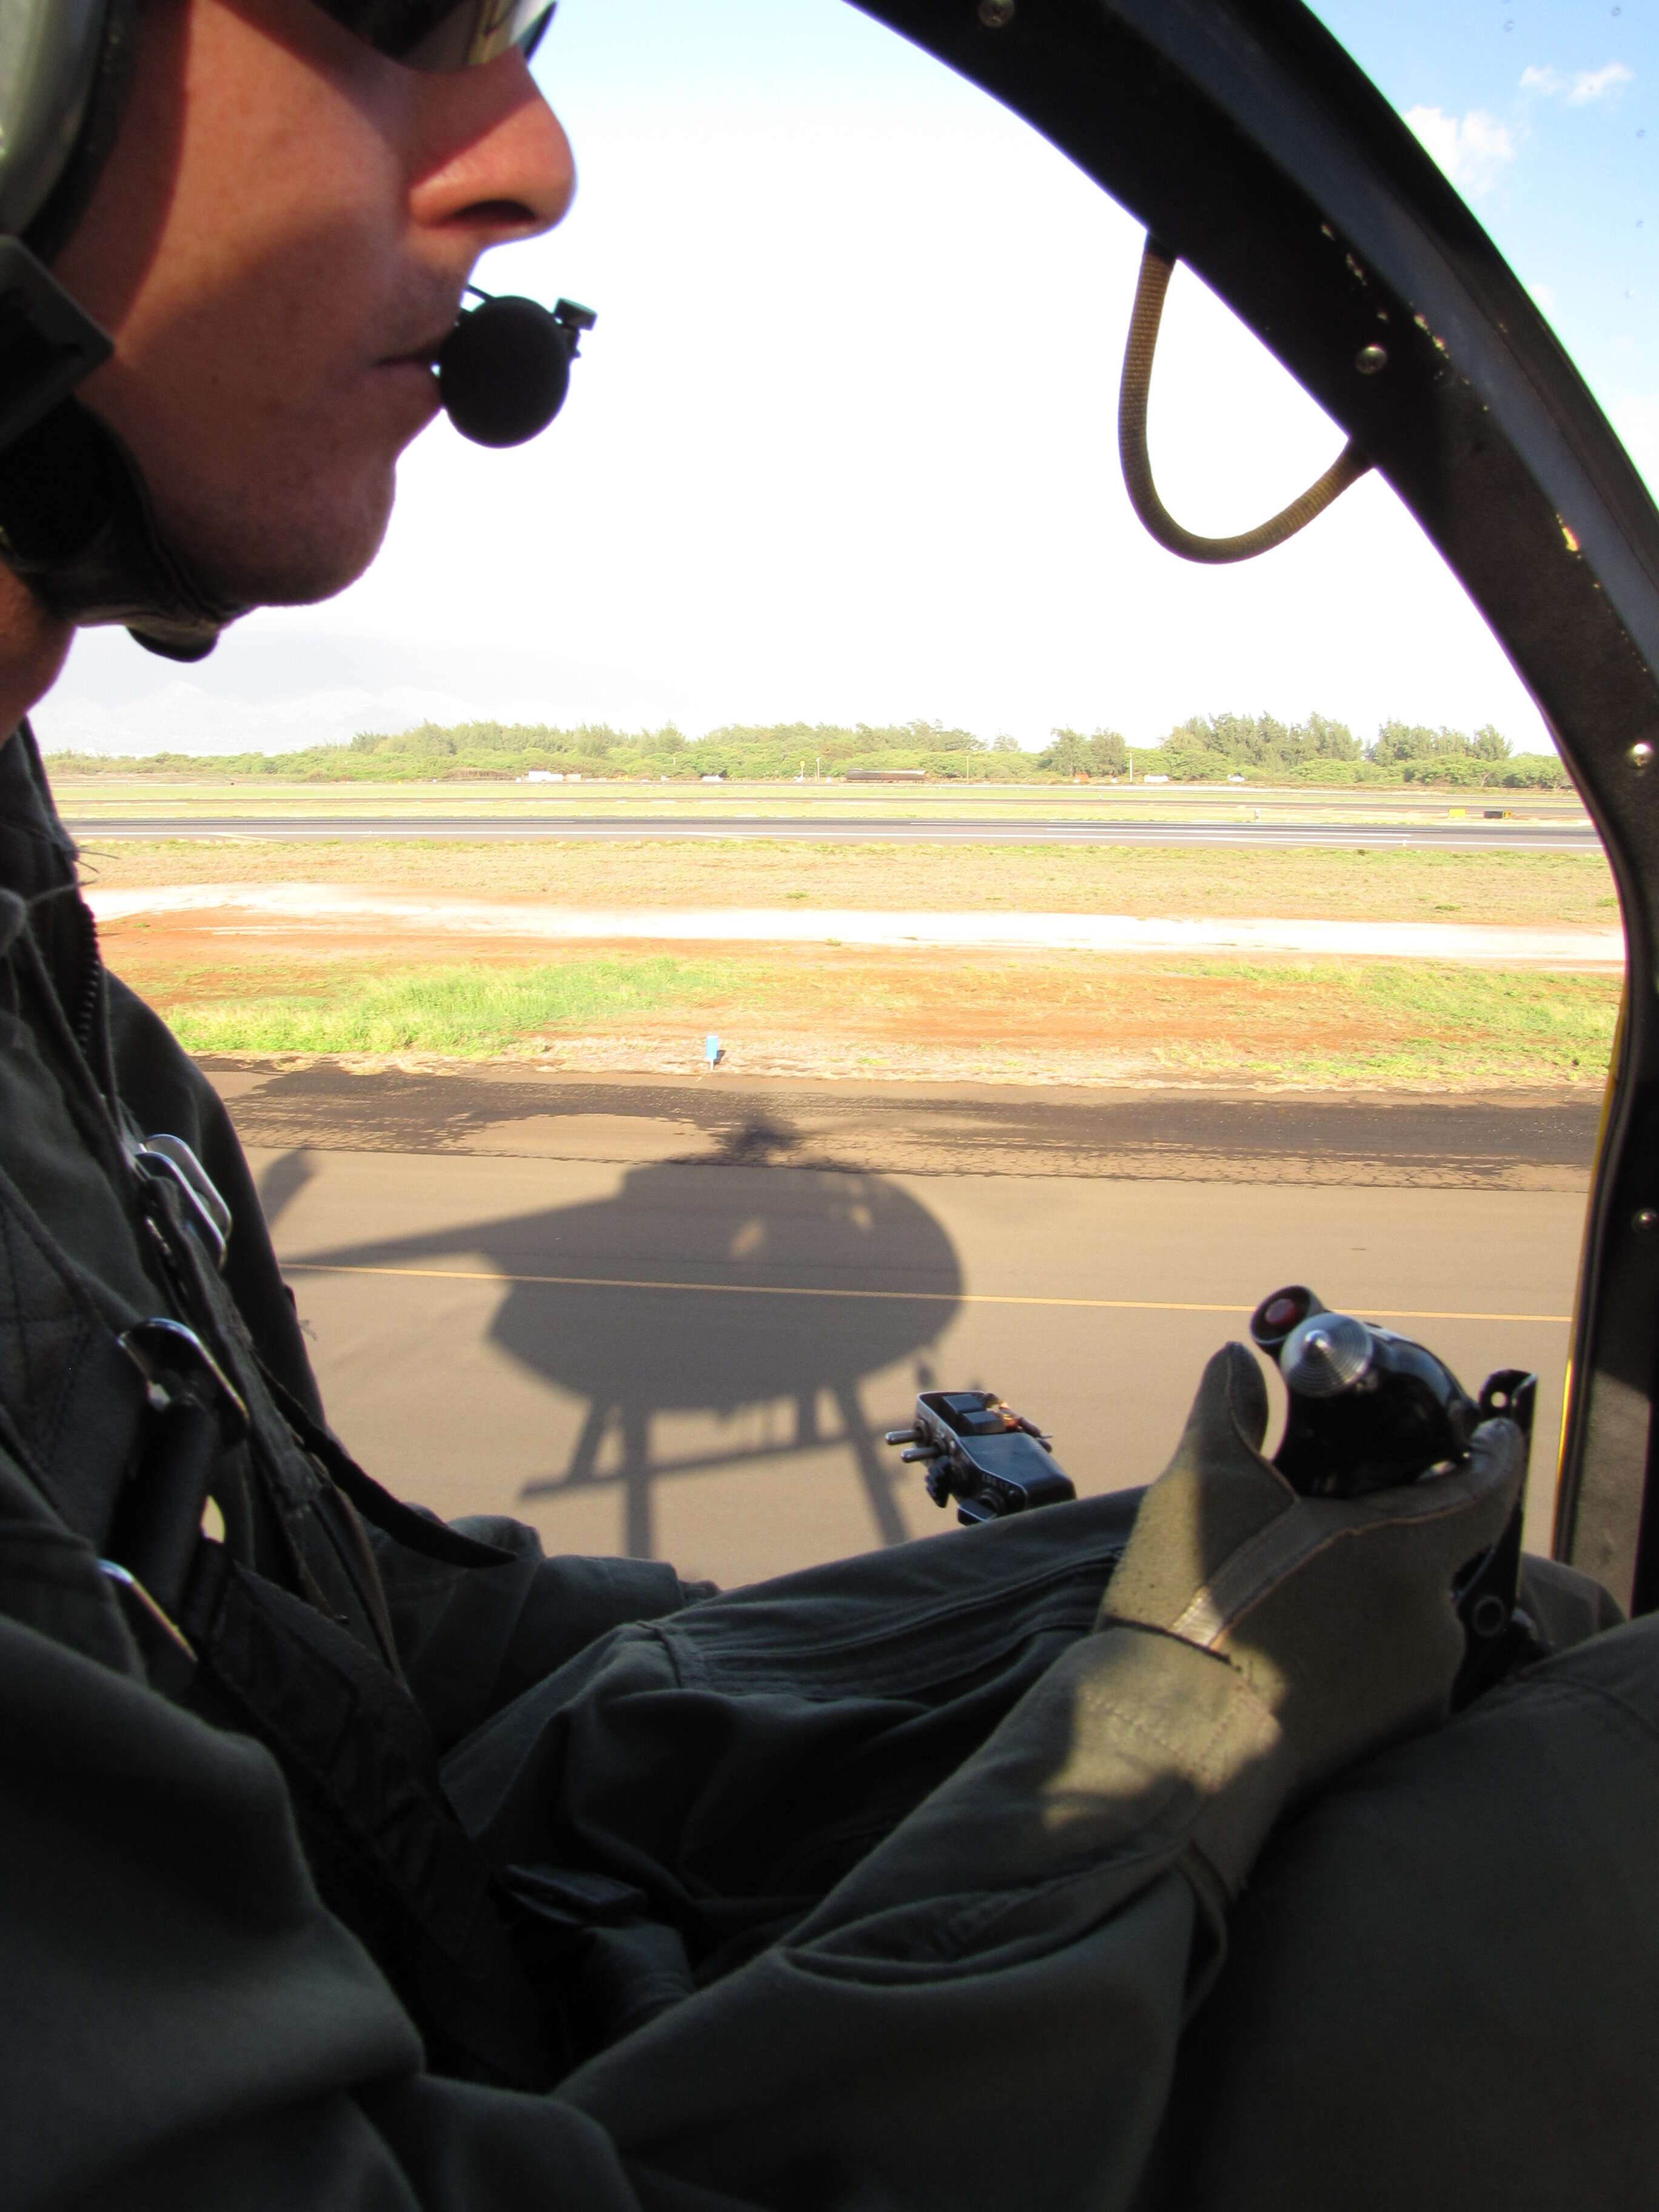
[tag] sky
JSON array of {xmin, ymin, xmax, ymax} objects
[{"xmin": 37, "ymin": 0, "xmax": 1659, "ymax": 757}]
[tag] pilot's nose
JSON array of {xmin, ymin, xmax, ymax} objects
[{"xmin": 409, "ymin": 47, "xmax": 576, "ymax": 246}]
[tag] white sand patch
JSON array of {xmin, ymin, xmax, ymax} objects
[{"xmin": 84, "ymin": 884, "xmax": 1624, "ymax": 970}]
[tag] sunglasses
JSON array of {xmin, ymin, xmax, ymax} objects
[{"xmin": 311, "ymin": 0, "xmax": 557, "ymax": 72}]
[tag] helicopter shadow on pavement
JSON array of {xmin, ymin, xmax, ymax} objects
[{"xmin": 278, "ymin": 1122, "xmax": 964, "ymax": 1560}]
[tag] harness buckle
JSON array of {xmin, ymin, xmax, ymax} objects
[
  {"xmin": 111, "ymin": 1320, "xmax": 250, "ymax": 1625},
  {"xmin": 119, "ymin": 1317, "xmax": 249, "ymax": 1436},
  {"xmin": 133, "ymin": 1133, "xmax": 233, "ymax": 1271}
]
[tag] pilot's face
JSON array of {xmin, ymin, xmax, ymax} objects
[{"xmin": 53, "ymin": 0, "xmax": 575, "ymax": 609}]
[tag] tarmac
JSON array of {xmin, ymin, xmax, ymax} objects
[{"xmin": 216, "ymin": 1062, "xmax": 1597, "ymax": 1587}]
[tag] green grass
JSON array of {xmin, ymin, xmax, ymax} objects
[
  {"xmin": 1153, "ymin": 960, "xmax": 1618, "ymax": 1085},
  {"xmin": 166, "ymin": 956, "xmax": 728, "ymax": 1057},
  {"xmin": 150, "ymin": 943, "xmax": 1620, "ymax": 1088}
]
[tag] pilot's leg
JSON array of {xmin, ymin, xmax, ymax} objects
[
  {"xmin": 442, "ymin": 1489, "xmax": 1139, "ymax": 2051},
  {"xmin": 1146, "ymin": 1603, "xmax": 1659, "ymax": 2211}
]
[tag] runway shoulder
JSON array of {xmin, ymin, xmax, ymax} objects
[{"xmin": 206, "ymin": 1061, "xmax": 1598, "ymax": 1190}]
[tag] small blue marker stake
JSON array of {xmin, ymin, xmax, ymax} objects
[{"xmin": 705, "ymin": 1033, "xmax": 721, "ymax": 1071}]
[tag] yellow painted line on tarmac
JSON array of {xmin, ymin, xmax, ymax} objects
[{"xmin": 281, "ymin": 1260, "xmax": 1569, "ymax": 1325}]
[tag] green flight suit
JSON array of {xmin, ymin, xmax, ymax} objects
[{"xmin": 0, "ymin": 723, "xmax": 1652, "ymax": 2209}]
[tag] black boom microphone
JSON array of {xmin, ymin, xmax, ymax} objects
[{"xmin": 438, "ymin": 288, "xmax": 596, "ymax": 447}]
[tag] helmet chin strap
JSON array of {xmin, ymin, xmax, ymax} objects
[
  {"xmin": 0, "ymin": 233, "xmax": 226, "ymax": 659},
  {"xmin": 0, "ymin": 395, "xmax": 244, "ymax": 662}
]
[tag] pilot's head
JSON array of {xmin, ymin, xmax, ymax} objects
[{"xmin": 0, "ymin": 0, "xmax": 574, "ymax": 657}]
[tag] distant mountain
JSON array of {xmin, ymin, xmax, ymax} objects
[
  {"xmin": 33, "ymin": 622, "xmax": 696, "ymax": 756},
  {"xmin": 32, "ymin": 682, "xmax": 490, "ymax": 757}
]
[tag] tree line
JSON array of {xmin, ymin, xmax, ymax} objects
[
  {"xmin": 1051, "ymin": 712, "xmax": 1567, "ymax": 788},
  {"xmin": 47, "ymin": 711, "xmax": 1570, "ymax": 788}
]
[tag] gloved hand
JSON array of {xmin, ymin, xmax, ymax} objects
[{"xmin": 1099, "ymin": 1341, "xmax": 1525, "ymax": 1893}]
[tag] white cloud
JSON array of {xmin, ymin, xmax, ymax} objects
[
  {"xmin": 1520, "ymin": 61, "xmax": 1634, "ymax": 106},
  {"xmin": 1570, "ymin": 62, "xmax": 1635, "ymax": 105},
  {"xmin": 1406, "ymin": 106, "xmax": 1516, "ymax": 198}
]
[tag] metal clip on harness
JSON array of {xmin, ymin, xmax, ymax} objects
[
  {"xmin": 132, "ymin": 1130, "xmax": 232, "ymax": 1270},
  {"xmin": 100, "ymin": 1317, "xmax": 250, "ymax": 1684},
  {"xmin": 1118, "ymin": 235, "xmax": 1372, "ymax": 563}
]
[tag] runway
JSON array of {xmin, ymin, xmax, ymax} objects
[
  {"xmin": 223, "ymin": 1062, "xmax": 1594, "ymax": 1586},
  {"xmin": 66, "ymin": 811, "xmax": 1602, "ymax": 852}
]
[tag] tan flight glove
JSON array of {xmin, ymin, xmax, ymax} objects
[{"xmin": 1099, "ymin": 1341, "xmax": 1525, "ymax": 1896}]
